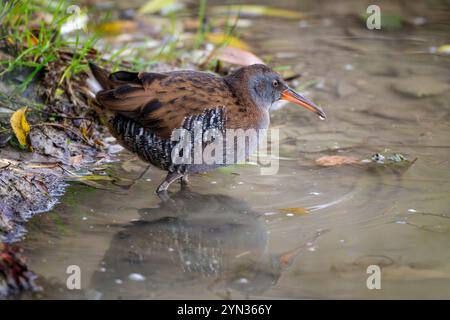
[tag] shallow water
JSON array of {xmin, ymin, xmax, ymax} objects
[{"xmin": 19, "ymin": 0, "xmax": 450, "ymax": 299}]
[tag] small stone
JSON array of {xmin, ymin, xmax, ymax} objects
[
  {"xmin": 392, "ymin": 76, "xmax": 450, "ymax": 98},
  {"xmin": 128, "ymin": 273, "xmax": 146, "ymax": 281},
  {"xmin": 344, "ymin": 64, "xmax": 354, "ymax": 71}
]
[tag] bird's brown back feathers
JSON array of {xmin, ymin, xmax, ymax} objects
[{"xmin": 90, "ymin": 63, "xmax": 267, "ymax": 139}]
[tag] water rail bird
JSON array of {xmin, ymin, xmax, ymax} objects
[{"xmin": 88, "ymin": 63, "xmax": 325, "ymax": 193}]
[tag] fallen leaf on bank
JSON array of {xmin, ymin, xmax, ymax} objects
[
  {"xmin": 138, "ymin": 0, "xmax": 175, "ymax": 15},
  {"xmin": 66, "ymin": 174, "xmax": 114, "ymax": 190},
  {"xmin": 96, "ymin": 20, "xmax": 138, "ymax": 35},
  {"xmin": 205, "ymin": 33, "xmax": 250, "ymax": 50},
  {"xmin": 315, "ymin": 155, "xmax": 359, "ymax": 167},
  {"xmin": 10, "ymin": 107, "xmax": 30, "ymax": 148},
  {"xmin": 68, "ymin": 174, "xmax": 113, "ymax": 182},
  {"xmin": 212, "ymin": 5, "xmax": 305, "ymax": 19},
  {"xmin": 26, "ymin": 163, "xmax": 60, "ymax": 169},
  {"xmin": 217, "ymin": 46, "xmax": 264, "ymax": 66},
  {"xmin": 279, "ymin": 207, "xmax": 309, "ymax": 215},
  {"xmin": 80, "ymin": 127, "xmax": 89, "ymax": 140},
  {"xmin": 69, "ymin": 155, "xmax": 83, "ymax": 166}
]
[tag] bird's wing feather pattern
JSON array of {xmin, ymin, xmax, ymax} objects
[{"xmin": 93, "ymin": 66, "xmax": 238, "ymax": 139}]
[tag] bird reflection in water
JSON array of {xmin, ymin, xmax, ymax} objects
[{"xmin": 90, "ymin": 191, "xmax": 325, "ymax": 299}]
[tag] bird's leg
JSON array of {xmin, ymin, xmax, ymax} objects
[
  {"xmin": 180, "ymin": 174, "xmax": 191, "ymax": 191},
  {"xmin": 156, "ymin": 172, "xmax": 183, "ymax": 194},
  {"xmin": 181, "ymin": 174, "xmax": 189, "ymax": 186}
]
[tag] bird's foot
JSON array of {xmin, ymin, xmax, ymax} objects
[
  {"xmin": 156, "ymin": 172, "xmax": 183, "ymax": 194},
  {"xmin": 180, "ymin": 174, "xmax": 191, "ymax": 191}
]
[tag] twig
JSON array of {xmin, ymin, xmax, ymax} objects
[
  {"xmin": 0, "ymin": 162, "xmax": 11, "ymax": 170},
  {"xmin": 32, "ymin": 122, "xmax": 95, "ymax": 147}
]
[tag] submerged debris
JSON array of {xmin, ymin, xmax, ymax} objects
[
  {"xmin": 315, "ymin": 155, "xmax": 359, "ymax": 166},
  {"xmin": 365, "ymin": 152, "xmax": 415, "ymax": 166},
  {"xmin": 315, "ymin": 152, "xmax": 416, "ymax": 174}
]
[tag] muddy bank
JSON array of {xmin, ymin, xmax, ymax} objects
[{"xmin": 0, "ymin": 76, "xmax": 116, "ymax": 243}]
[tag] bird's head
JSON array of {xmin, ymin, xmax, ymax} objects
[{"xmin": 225, "ymin": 64, "xmax": 326, "ymax": 119}]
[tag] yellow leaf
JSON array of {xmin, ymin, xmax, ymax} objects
[
  {"xmin": 205, "ymin": 33, "xmax": 250, "ymax": 50},
  {"xmin": 212, "ymin": 5, "xmax": 305, "ymax": 19},
  {"xmin": 80, "ymin": 126, "xmax": 89, "ymax": 140},
  {"xmin": 55, "ymin": 88, "xmax": 64, "ymax": 97},
  {"xmin": 279, "ymin": 207, "xmax": 309, "ymax": 215},
  {"xmin": 70, "ymin": 174, "xmax": 113, "ymax": 182},
  {"xmin": 6, "ymin": 36, "xmax": 14, "ymax": 46},
  {"xmin": 138, "ymin": 0, "xmax": 175, "ymax": 14},
  {"xmin": 10, "ymin": 107, "xmax": 30, "ymax": 147},
  {"xmin": 96, "ymin": 20, "xmax": 138, "ymax": 35},
  {"xmin": 437, "ymin": 44, "xmax": 450, "ymax": 55}
]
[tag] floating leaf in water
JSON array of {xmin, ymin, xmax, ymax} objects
[
  {"xmin": 213, "ymin": 5, "xmax": 305, "ymax": 19},
  {"xmin": 315, "ymin": 155, "xmax": 359, "ymax": 167},
  {"xmin": 217, "ymin": 46, "xmax": 264, "ymax": 66},
  {"xmin": 279, "ymin": 207, "xmax": 309, "ymax": 215},
  {"xmin": 205, "ymin": 33, "xmax": 250, "ymax": 50},
  {"xmin": 138, "ymin": 0, "xmax": 175, "ymax": 15},
  {"xmin": 10, "ymin": 107, "xmax": 30, "ymax": 148}
]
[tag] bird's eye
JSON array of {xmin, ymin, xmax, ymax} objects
[{"xmin": 272, "ymin": 80, "xmax": 279, "ymax": 87}]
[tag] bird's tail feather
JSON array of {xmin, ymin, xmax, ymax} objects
[{"xmin": 87, "ymin": 62, "xmax": 117, "ymax": 93}]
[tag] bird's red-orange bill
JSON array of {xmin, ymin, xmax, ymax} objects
[{"xmin": 281, "ymin": 88, "xmax": 326, "ymax": 120}]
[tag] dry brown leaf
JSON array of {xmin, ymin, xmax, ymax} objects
[
  {"xmin": 217, "ymin": 46, "xmax": 264, "ymax": 66},
  {"xmin": 69, "ymin": 155, "xmax": 83, "ymax": 166},
  {"xmin": 315, "ymin": 155, "xmax": 359, "ymax": 167}
]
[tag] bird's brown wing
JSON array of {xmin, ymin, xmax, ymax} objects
[{"xmin": 95, "ymin": 69, "xmax": 237, "ymax": 139}]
